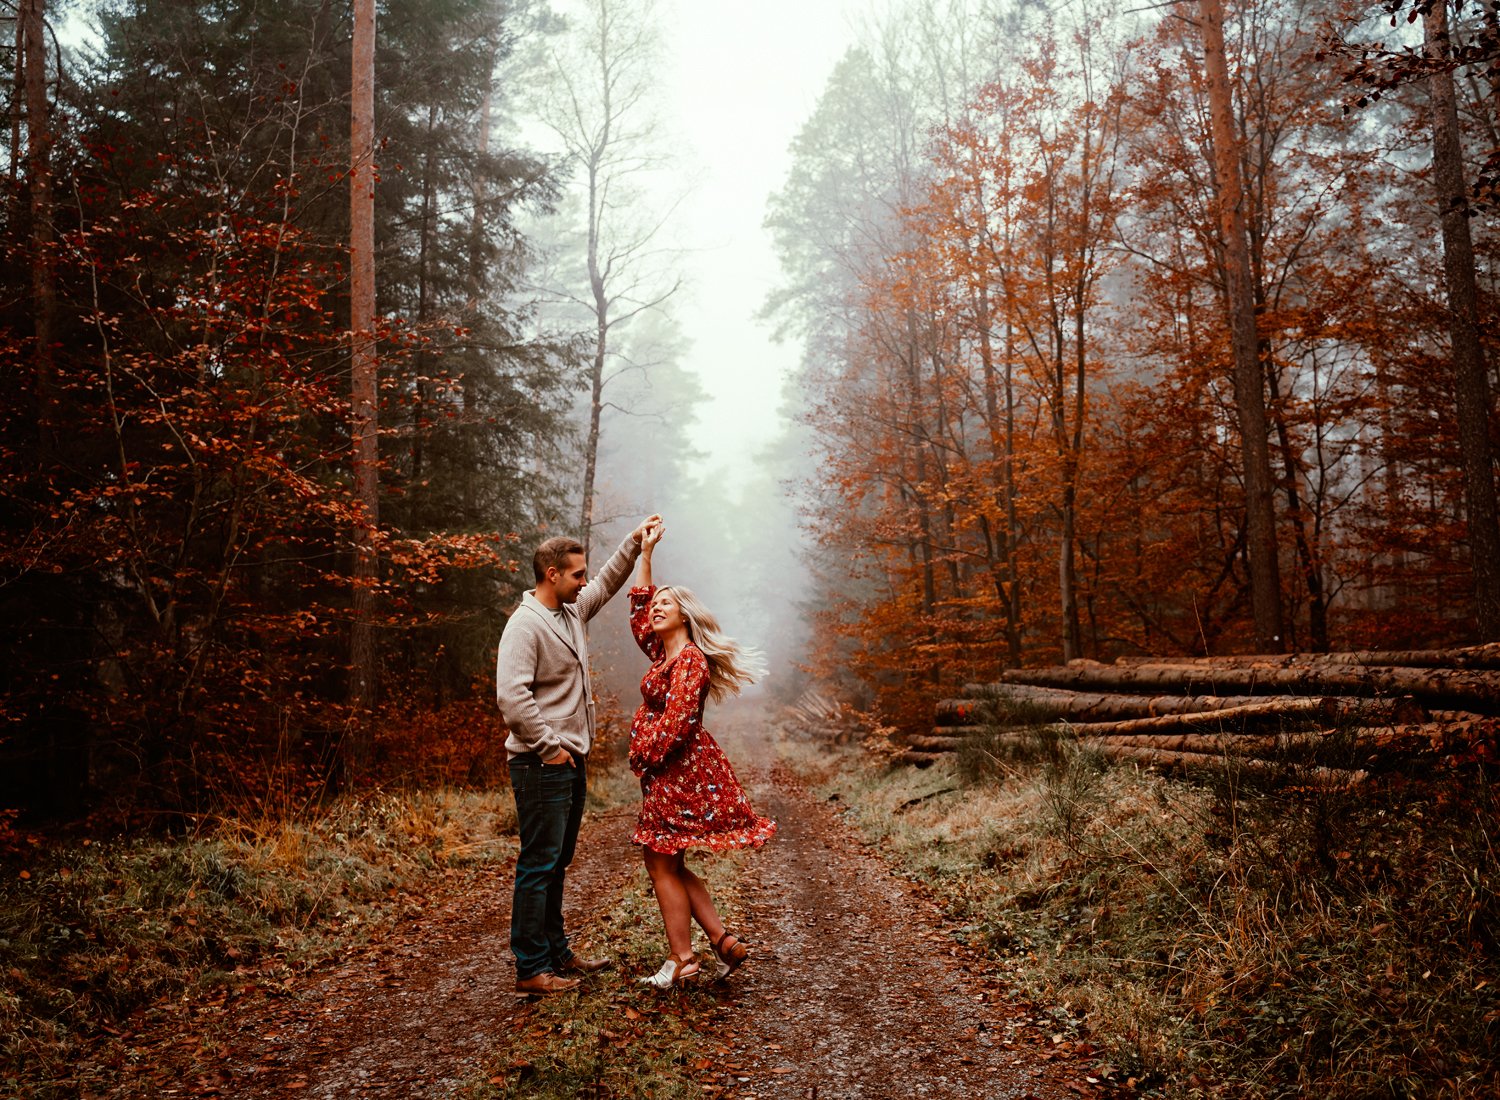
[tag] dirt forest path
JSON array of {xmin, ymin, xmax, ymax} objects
[
  {"xmin": 90, "ymin": 806, "xmax": 644, "ymax": 1099},
  {"xmin": 703, "ymin": 711, "xmax": 1104, "ymax": 1100},
  {"xmin": 97, "ymin": 706, "xmax": 1111, "ymax": 1099}
]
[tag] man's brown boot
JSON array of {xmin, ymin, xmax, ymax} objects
[
  {"xmin": 555, "ymin": 954, "xmax": 611, "ymax": 976},
  {"xmin": 515, "ymin": 972, "xmax": 580, "ymax": 996}
]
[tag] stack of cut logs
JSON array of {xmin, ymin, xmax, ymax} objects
[
  {"xmin": 783, "ymin": 689, "xmax": 857, "ymax": 744},
  {"xmin": 902, "ymin": 644, "xmax": 1500, "ymax": 778}
]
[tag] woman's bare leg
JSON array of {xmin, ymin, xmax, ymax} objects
[
  {"xmin": 643, "ymin": 848, "xmax": 695, "ymax": 960},
  {"xmin": 679, "ymin": 863, "xmax": 726, "ymax": 942}
]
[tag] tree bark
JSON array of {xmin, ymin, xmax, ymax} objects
[
  {"xmin": 580, "ymin": 214, "xmax": 606, "ymax": 558},
  {"xmin": 411, "ymin": 102, "xmax": 438, "ymax": 483},
  {"xmin": 11, "ymin": 13, "xmax": 24, "ymax": 201},
  {"xmin": 940, "ymin": 686, "xmax": 1423, "ymax": 726},
  {"xmin": 998, "ymin": 661, "xmax": 1500, "ymax": 711},
  {"xmin": 1078, "ymin": 742, "xmax": 1367, "ymax": 784},
  {"xmin": 975, "ymin": 279, "xmax": 1024, "ymax": 665},
  {"xmin": 939, "ymin": 685, "xmax": 1270, "ymax": 724},
  {"xmin": 576, "ymin": 1, "xmax": 617, "ymax": 560},
  {"xmin": 1198, "ymin": 0, "xmax": 1285, "ymax": 652},
  {"xmin": 1264, "ymin": 361, "xmax": 1328, "ymax": 650},
  {"xmin": 903, "ymin": 731, "xmax": 970, "ymax": 752},
  {"xmin": 464, "ymin": 45, "xmax": 497, "ymax": 523},
  {"xmin": 1110, "ymin": 642, "xmax": 1500, "ymax": 669},
  {"xmin": 906, "ymin": 314, "xmax": 939, "ymax": 622},
  {"xmin": 1425, "ymin": 1, "xmax": 1500, "ymax": 640},
  {"xmin": 348, "ymin": 0, "xmax": 378, "ymax": 771},
  {"xmin": 1056, "ymin": 698, "xmax": 1342, "ymax": 736}
]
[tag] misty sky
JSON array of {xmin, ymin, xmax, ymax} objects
[{"xmin": 657, "ymin": 2, "xmax": 859, "ymax": 490}]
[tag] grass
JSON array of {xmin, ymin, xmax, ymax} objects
[
  {"xmin": 793, "ymin": 729, "xmax": 1500, "ymax": 1098},
  {"xmin": 0, "ymin": 739, "xmax": 757, "ymax": 1100},
  {"xmin": 0, "ymin": 787, "xmax": 520, "ymax": 1098},
  {"xmin": 462, "ymin": 840, "xmax": 756, "ymax": 1100}
]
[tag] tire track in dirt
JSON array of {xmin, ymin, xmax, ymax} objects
[{"xmin": 697, "ymin": 709, "xmax": 1105, "ymax": 1100}]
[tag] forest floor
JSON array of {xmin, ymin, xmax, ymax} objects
[{"xmin": 78, "ymin": 704, "xmax": 1117, "ymax": 1099}]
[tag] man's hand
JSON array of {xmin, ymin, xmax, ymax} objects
[
  {"xmin": 543, "ymin": 748, "xmax": 574, "ymax": 767},
  {"xmin": 631, "ymin": 514, "xmax": 663, "ymax": 545}
]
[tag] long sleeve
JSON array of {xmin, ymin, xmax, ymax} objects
[
  {"xmin": 629, "ymin": 585, "xmax": 664, "ymax": 661},
  {"xmin": 576, "ymin": 534, "xmax": 640, "ymax": 624},
  {"xmin": 629, "ymin": 648, "xmax": 710, "ymax": 776},
  {"xmin": 494, "ymin": 620, "xmax": 565, "ymax": 759}
]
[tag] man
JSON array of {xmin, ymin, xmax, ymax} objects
[{"xmin": 495, "ymin": 516, "xmax": 659, "ymax": 995}]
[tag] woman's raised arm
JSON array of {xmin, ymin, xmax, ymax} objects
[
  {"xmin": 628, "ymin": 521, "xmax": 666, "ymax": 659},
  {"xmin": 637, "ymin": 519, "xmax": 662, "ymax": 587}
]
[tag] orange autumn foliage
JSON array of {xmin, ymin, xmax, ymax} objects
[{"xmin": 787, "ymin": 1, "xmax": 1499, "ymax": 737}]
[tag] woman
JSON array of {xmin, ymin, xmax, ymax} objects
[{"xmin": 626, "ymin": 522, "xmax": 776, "ymax": 989}]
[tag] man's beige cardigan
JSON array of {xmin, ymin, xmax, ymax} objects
[{"xmin": 495, "ymin": 534, "xmax": 641, "ymax": 761}]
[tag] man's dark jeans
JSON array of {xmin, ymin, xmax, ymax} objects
[{"xmin": 508, "ymin": 753, "xmax": 587, "ymax": 980}]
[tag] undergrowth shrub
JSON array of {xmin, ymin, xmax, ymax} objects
[{"xmin": 956, "ymin": 702, "xmax": 1071, "ymax": 783}]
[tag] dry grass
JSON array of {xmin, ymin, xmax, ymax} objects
[
  {"xmin": 802, "ymin": 731, "xmax": 1500, "ymax": 1098},
  {"xmin": 0, "ymin": 787, "xmax": 520, "ymax": 1096}
]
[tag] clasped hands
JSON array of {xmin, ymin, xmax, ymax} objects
[{"xmin": 634, "ymin": 514, "xmax": 665, "ymax": 552}]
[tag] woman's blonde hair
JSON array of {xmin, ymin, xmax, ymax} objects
[{"xmin": 657, "ymin": 585, "xmax": 764, "ymax": 702}]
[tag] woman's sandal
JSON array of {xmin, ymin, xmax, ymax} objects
[
  {"xmin": 710, "ymin": 931, "xmax": 749, "ymax": 980},
  {"xmin": 640, "ymin": 953, "xmax": 700, "ymax": 989}
]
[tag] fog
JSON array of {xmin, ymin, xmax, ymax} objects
[{"xmin": 508, "ymin": 0, "xmax": 867, "ymax": 705}]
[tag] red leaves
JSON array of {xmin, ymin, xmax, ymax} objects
[{"xmin": 0, "ymin": 134, "xmax": 527, "ymax": 814}]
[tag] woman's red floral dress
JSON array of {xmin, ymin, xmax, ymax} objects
[{"xmin": 626, "ymin": 586, "xmax": 776, "ymax": 854}]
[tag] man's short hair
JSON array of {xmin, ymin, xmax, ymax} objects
[{"xmin": 533, "ymin": 536, "xmax": 585, "ymax": 582}]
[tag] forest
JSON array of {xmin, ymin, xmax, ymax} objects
[
  {"xmin": 0, "ymin": 0, "xmax": 1496, "ymax": 835},
  {"xmin": 770, "ymin": 0, "xmax": 1500, "ymax": 733},
  {"xmin": 0, "ymin": 0, "xmax": 745, "ymax": 824},
  {"xmin": 1, "ymin": 0, "xmax": 1498, "ymax": 1096}
]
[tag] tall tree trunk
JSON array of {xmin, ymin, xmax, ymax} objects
[
  {"xmin": 1199, "ymin": 0, "xmax": 1285, "ymax": 652},
  {"xmin": 903, "ymin": 314, "xmax": 938, "ymax": 622},
  {"xmin": 463, "ymin": 47, "xmax": 497, "ymax": 525},
  {"xmin": 579, "ymin": 144, "xmax": 608, "ymax": 559},
  {"xmin": 976, "ymin": 280, "xmax": 1023, "ymax": 665},
  {"xmin": 577, "ymin": 2, "xmax": 618, "ymax": 560},
  {"xmin": 21, "ymin": 0, "xmax": 55, "ymax": 462},
  {"xmin": 348, "ymin": 0, "xmax": 378, "ymax": 771},
  {"xmin": 1003, "ymin": 316, "xmax": 1024, "ymax": 656},
  {"xmin": 411, "ymin": 102, "xmax": 438, "ymax": 484},
  {"xmin": 1059, "ymin": 292, "xmax": 1089, "ymax": 663},
  {"xmin": 1040, "ymin": 178, "xmax": 1083, "ymax": 663},
  {"xmin": 925, "ymin": 330, "xmax": 963, "ymax": 599},
  {"xmin": 580, "ymin": 266, "xmax": 605, "ymax": 559},
  {"xmin": 1426, "ymin": 0, "xmax": 1500, "ymax": 640},
  {"xmin": 10, "ymin": 12, "xmax": 23, "ymax": 195},
  {"xmin": 1263, "ymin": 348, "xmax": 1325, "ymax": 650},
  {"xmin": 1246, "ymin": 119, "xmax": 1323, "ymax": 650}
]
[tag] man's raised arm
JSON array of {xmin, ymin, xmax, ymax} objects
[{"xmin": 577, "ymin": 514, "xmax": 659, "ymax": 623}]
